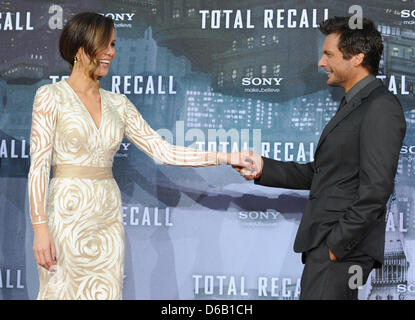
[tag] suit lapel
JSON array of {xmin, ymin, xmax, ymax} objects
[{"xmin": 314, "ymin": 79, "xmax": 383, "ymax": 155}]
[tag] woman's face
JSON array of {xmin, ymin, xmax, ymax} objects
[
  {"xmin": 93, "ymin": 28, "xmax": 116, "ymax": 78},
  {"xmin": 77, "ymin": 28, "xmax": 116, "ymax": 79}
]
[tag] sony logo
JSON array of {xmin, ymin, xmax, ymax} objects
[
  {"xmin": 242, "ymin": 77, "xmax": 284, "ymax": 86},
  {"xmin": 401, "ymin": 10, "xmax": 415, "ymax": 18},
  {"xmin": 397, "ymin": 284, "xmax": 415, "ymax": 293},
  {"xmin": 239, "ymin": 210, "xmax": 281, "ymax": 221},
  {"xmin": 401, "ymin": 146, "xmax": 415, "ymax": 154},
  {"xmin": 99, "ymin": 13, "xmax": 136, "ymax": 21},
  {"xmin": 120, "ymin": 142, "xmax": 131, "ymax": 151}
]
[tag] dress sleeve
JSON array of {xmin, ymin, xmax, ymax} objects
[
  {"xmin": 122, "ymin": 95, "xmax": 218, "ymax": 167},
  {"xmin": 27, "ymin": 85, "xmax": 57, "ymax": 225}
]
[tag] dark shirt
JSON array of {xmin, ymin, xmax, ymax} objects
[
  {"xmin": 337, "ymin": 74, "xmax": 377, "ymax": 112},
  {"xmin": 344, "ymin": 74, "xmax": 377, "ymax": 103}
]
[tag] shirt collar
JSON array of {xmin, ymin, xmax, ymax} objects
[{"xmin": 344, "ymin": 74, "xmax": 377, "ymax": 103}]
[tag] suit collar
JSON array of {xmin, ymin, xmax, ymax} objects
[
  {"xmin": 344, "ymin": 74, "xmax": 377, "ymax": 104},
  {"xmin": 314, "ymin": 79, "xmax": 383, "ymax": 155}
]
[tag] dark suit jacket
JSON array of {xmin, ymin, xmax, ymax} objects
[{"xmin": 255, "ymin": 79, "xmax": 406, "ymax": 267}]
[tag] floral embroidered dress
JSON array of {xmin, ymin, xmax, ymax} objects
[{"xmin": 28, "ymin": 79, "xmax": 217, "ymax": 299}]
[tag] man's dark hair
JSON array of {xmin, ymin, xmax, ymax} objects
[{"xmin": 319, "ymin": 16, "xmax": 383, "ymax": 75}]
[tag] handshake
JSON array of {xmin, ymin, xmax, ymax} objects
[{"xmin": 221, "ymin": 150, "xmax": 264, "ymax": 180}]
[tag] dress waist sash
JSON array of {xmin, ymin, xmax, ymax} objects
[{"xmin": 52, "ymin": 165, "xmax": 113, "ymax": 180}]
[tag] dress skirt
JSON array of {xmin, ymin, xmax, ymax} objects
[{"xmin": 37, "ymin": 170, "xmax": 125, "ymax": 300}]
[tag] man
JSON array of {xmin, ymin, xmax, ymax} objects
[{"xmin": 234, "ymin": 17, "xmax": 406, "ymax": 299}]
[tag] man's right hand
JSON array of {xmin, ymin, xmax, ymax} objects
[
  {"xmin": 231, "ymin": 151, "xmax": 263, "ymax": 180},
  {"xmin": 33, "ymin": 223, "xmax": 57, "ymax": 271}
]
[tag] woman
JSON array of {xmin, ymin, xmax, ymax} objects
[{"xmin": 28, "ymin": 12, "xmax": 243, "ymax": 300}]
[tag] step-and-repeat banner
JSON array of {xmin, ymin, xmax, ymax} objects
[{"xmin": 1, "ymin": 0, "xmax": 415, "ymax": 300}]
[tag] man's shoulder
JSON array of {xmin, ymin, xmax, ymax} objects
[
  {"xmin": 366, "ymin": 84, "xmax": 402, "ymax": 109},
  {"xmin": 362, "ymin": 84, "xmax": 405, "ymax": 123},
  {"xmin": 370, "ymin": 83, "xmax": 394, "ymax": 97}
]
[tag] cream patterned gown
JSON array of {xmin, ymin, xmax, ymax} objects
[{"xmin": 28, "ymin": 79, "xmax": 218, "ymax": 300}]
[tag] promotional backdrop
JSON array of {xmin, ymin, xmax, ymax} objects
[{"xmin": 1, "ymin": 0, "xmax": 415, "ymax": 300}]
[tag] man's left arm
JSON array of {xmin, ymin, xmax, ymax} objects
[{"xmin": 326, "ymin": 95, "xmax": 406, "ymax": 261}]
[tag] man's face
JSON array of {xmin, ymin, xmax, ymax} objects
[{"xmin": 318, "ymin": 33, "xmax": 353, "ymax": 89}]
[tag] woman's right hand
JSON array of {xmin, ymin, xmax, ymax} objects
[
  {"xmin": 33, "ymin": 223, "xmax": 57, "ymax": 271},
  {"xmin": 228, "ymin": 151, "xmax": 264, "ymax": 180}
]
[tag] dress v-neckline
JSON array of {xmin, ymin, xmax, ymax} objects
[{"xmin": 64, "ymin": 79, "xmax": 103, "ymax": 131}]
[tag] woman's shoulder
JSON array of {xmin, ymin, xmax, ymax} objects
[
  {"xmin": 35, "ymin": 80, "xmax": 66, "ymax": 96},
  {"xmin": 100, "ymin": 87, "xmax": 128, "ymax": 106},
  {"xmin": 35, "ymin": 82, "xmax": 55, "ymax": 92},
  {"xmin": 100, "ymin": 87, "xmax": 125, "ymax": 98}
]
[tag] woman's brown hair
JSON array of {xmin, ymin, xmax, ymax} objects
[{"xmin": 59, "ymin": 12, "xmax": 114, "ymax": 79}]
